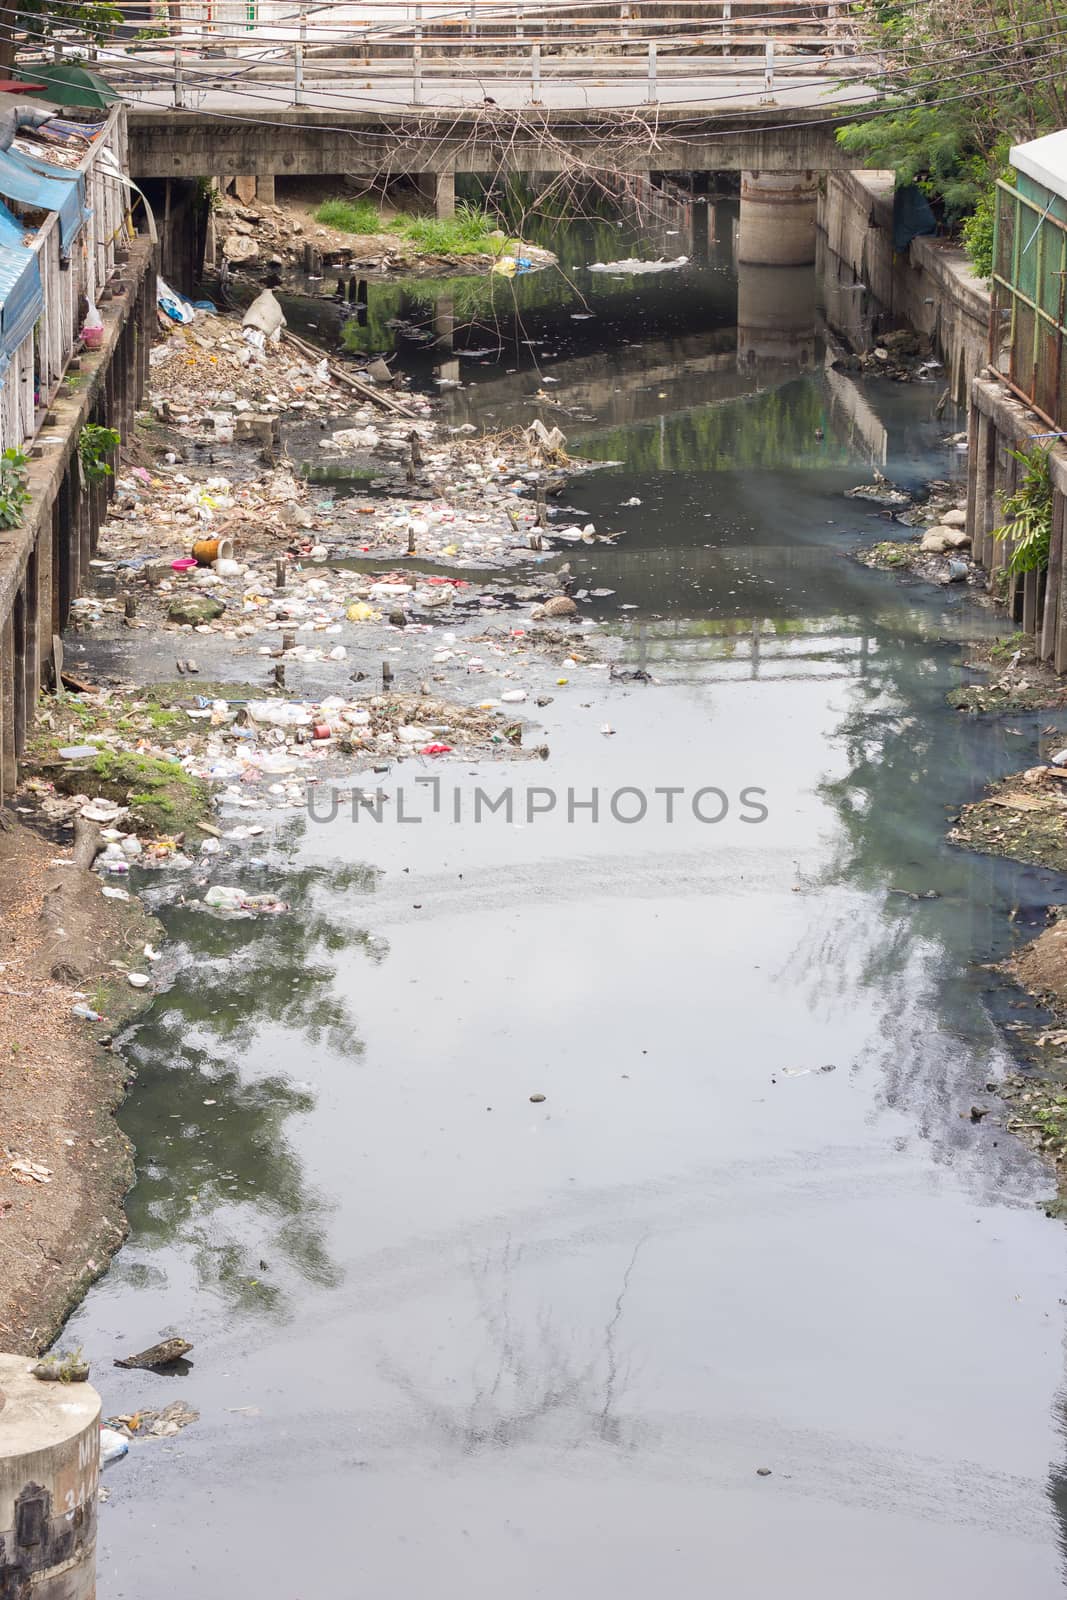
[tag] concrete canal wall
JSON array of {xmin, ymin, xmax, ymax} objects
[
  {"xmin": 819, "ymin": 169, "xmax": 990, "ymax": 406},
  {"xmin": 0, "ymin": 237, "xmax": 155, "ymax": 801}
]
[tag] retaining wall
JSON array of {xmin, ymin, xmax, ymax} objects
[
  {"xmin": 0, "ymin": 235, "xmax": 156, "ymax": 801},
  {"xmin": 819, "ymin": 169, "xmax": 990, "ymax": 405}
]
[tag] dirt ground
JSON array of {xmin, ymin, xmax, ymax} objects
[{"xmin": 0, "ymin": 817, "xmax": 158, "ymax": 1354}]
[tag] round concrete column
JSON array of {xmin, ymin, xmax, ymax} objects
[
  {"xmin": 737, "ymin": 264, "xmax": 817, "ymax": 368},
  {"xmin": 737, "ymin": 171, "xmax": 819, "ymax": 265},
  {"xmin": 0, "ymin": 1355, "xmax": 101, "ymax": 1599}
]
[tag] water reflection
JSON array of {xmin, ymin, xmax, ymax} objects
[
  {"xmin": 380, "ymin": 1238, "xmax": 646, "ymax": 1455},
  {"xmin": 111, "ymin": 852, "xmax": 387, "ymax": 1313}
]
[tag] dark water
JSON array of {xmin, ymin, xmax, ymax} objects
[{"xmin": 69, "ymin": 194, "xmax": 1067, "ymax": 1597}]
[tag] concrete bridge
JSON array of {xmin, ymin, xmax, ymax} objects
[
  {"xmin": 110, "ymin": 0, "xmax": 882, "ymax": 264},
  {"xmin": 127, "ymin": 95, "xmax": 880, "ymax": 266}
]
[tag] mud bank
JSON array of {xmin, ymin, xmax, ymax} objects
[{"xmin": 0, "ymin": 818, "xmax": 160, "ymax": 1353}]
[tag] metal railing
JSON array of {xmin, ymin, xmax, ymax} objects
[
  {"xmin": 83, "ymin": 0, "xmax": 863, "ymax": 108},
  {"xmin": 991, "ymin": 175, "xmax": 1067, "ymax": 433}
]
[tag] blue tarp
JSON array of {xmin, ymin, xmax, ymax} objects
[
  {"xmin": 893, "ymin": 184, "xmax": 937, "ymax": 252},
  {"xmin": 0, "ymin": 239, "xmax": 42, "ymax": 364},
  {"xmin": 0, "ymin": 195, "xmax": 26, "ymax": 249},
  {"xmin": 0, "ymin": 147, "xmax": 85, "ymax": 252}
]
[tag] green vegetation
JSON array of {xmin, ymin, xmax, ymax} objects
[
  {"xmin": 863, "ymin": 540, "xmax": 912, "ymax": 568},
  {"xmin": 313, "ymin": 197, "xmax": 382, "ymax": 234},
  {"xmin": 993, "ymin": 447, "xmax": 1053, "ymax": 573},
  {"xmin": 960, "ymin": 170, "xmax": 1010, "ymax": 279},
  {"xmin": 0, "ymin": 446, "xmax": 30, "ymax": 528},
  {"xmin": 87, "ymin": 749, "xmax": 210, "ymax": 836},
  {"xmin": 313, "ymin": 198, "xmax": 508, "ymax": 256},
  {"xmin": 989, "ymin": 629, "xmax": 1031, "ymax": 661},
  {"xmin": 0, "ymin": 0, "xmax": 121, "ymax": 69},
  {"xmin": 837, "ymin": 0, "xmax": 1067, "ymax": 271},
  {"xmin": 79, "ymin": 423, "xmax": 121, "ymax": 483}
]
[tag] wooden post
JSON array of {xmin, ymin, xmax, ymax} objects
[
  {"xmin": 0, "ymin": 614, "xmax": 16, "ymax": 800},
  {"xmin": 1023, "ymin": 567, "xmax": 1040, "ymax": 635},
  {"xmin": 1053, "ymin": 494, "xmax": 1067, "ymax": 674},
  {"xmin": 1041, "ymin": 487, "xmax": 1064, "ymax": 661},
  {"xmin": 972, "ymin": 409, "xmax": 995, "ymax": 570}
]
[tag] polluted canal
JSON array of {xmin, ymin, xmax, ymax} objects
[{"xmin": 61, "ymin": 195, "xmax": 1067, "ymax": 1595}]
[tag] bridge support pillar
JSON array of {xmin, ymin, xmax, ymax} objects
[
  {"xmin": 0, "ymin": 1355, "xmax": 102, "ymax": 1598},
  {"xmin": 737, "ymin": 264, "xmax": 817, "ymax": 369},
  {"xmin": 414, "ymin": 172, "xmax": 455, "ymax": 219},
  {"xmin": 738, "ymin": 170, "xmax": 818, "ymax": 265}
]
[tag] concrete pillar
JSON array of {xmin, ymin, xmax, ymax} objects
[
  {"xmin": 737, "ymin": 170, "xmax": 818, "ymax": 265},
  {"xmin": 233, "ymin": 175, "xmax": 257, "ymax": 205},
  {"xmin": 736, "ymin": 264, "xmax": 817, "ymax": 368},
  {"xmin": 257, "ymin": 173, "xmax": 276, "ymax": 204},
  {"xmin": 0, "ymin": 1355, "xmax": 101, "ymax": 1598},
  {"xmin": 433, "ymin": 291, "xmax": 455, "ymax": 354},
  {"xmin": 972, "ymin": 409, "xmax": 995, "ymax": 569},
  {"xmin": 415, "ymin": 172, "xmax": 455, "ymax": 220}
]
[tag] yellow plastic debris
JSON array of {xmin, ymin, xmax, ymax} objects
[{"xmin": 346, "ymin": 601, "xmax": 379, "ymax": 622}]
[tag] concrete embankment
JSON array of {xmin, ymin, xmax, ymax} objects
[{"xmin": 819, "ymin": 169, "xmax": 990, "ymax": 406}]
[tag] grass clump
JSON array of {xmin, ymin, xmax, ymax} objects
[
  {"xmin": 395, "ymin": 203, "xmax": 505, "ymax": 254},
  {"xmin": 313, "ymin": 197, "xmax": 508, "ymax": 257},
  {"xmin": 88, "ymin": 750, "xmax": 210, "ymax": 837},
  {"xmin": 313, "ymin": 197, "xmax": 382, "ymax": 234}
]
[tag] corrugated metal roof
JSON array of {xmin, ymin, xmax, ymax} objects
[
  {"xmin": 1010, "ymin": 128, "xmax": 1067, "ymax": 199},
  {"xmin": 0, "ymin": 146, "xmax": 84, "ymax": 251}
]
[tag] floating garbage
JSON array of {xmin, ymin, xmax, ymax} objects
[
  {"xmin": 202, "ymin": 885, "xmax": 290, "ymax": 917},
  {"xmin": 100, "ymin": 1427, "xmax": 130, "ymax": 1467},
  {"xmin": 587, "ymin": 256, "xmax": 688, "ymax": 274}
]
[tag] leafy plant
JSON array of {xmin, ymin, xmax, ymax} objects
[
  {"xmin": 0, "ymin": 446, "xmax": 30, "ymax": 529},
  {"xmin": 961, "ymin": 168, "xmax": 1012, "ymax": 278},
  {"xmin": 0, "ymin": 0, "xmax": 123, "ymax": 70},
  {"xmin": 79, "ymin": 423, "xmax": 120, "ymax": 482},
  {"xmin": 992, "ymin": 447, "xmax": 1053, "ymax": 573},
  {"xmin": 837, "ymin": 0, "xmax": 1066, "ymax": 256}
]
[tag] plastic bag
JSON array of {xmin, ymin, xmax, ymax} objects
[
  {"xmin": 157, "ymin": 277, "xmax": 195, "ymax": 324},
  {"xmin": 81, "ymin": 302, "xmax": 104, "ymax": 351},
  {"xmin": 100, "ymin": 1427, "xmax": 129, "ymax": 1467}
]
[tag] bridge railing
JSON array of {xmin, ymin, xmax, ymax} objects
[{"xmin": 76, "ymin": 0, "xmax": 865, "ymax": 107}]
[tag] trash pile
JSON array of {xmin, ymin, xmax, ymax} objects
[
  {"xmin": 148, "ymin": 314, "xmax": 433, "ymax": 426},
  {"xmin": 116, "ymin": 300, "xmax": 610, "ymax": 570},
  {"xmin": 855, "ymin": 474, "xmax": 977, "ymax": 587}
]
